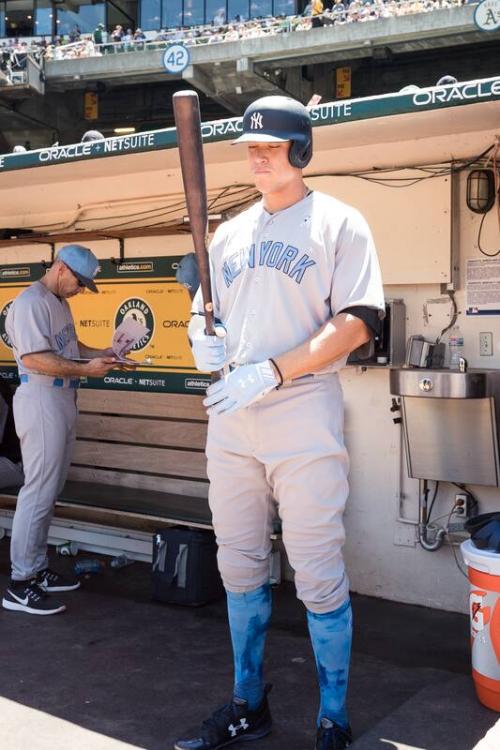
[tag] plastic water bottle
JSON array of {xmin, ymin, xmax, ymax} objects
[
  {"xmin": 109, "ymin": 554, "xmax": 134, "ymax": 569},
  {"xmin": 449, "ymin": 326, "xmax": 464, "ymax": 370},
  {"xmin": 74, "ymin": 558, "xmax": 103, "ymax": 575}
]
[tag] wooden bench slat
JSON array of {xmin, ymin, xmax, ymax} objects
[
  {"xmin": 73, "ymin": 440, "xmax": 208, "ymax": 479},
  {"xmin": 61, "ymin": 481, "xmax": 212, "ymax": 526},
  {"xmin": 0, "ymin": 495, "xmax": 211, "ymax": 531},
  {"xmin": 77, "ymin": 389, "xmax": 208, "ymax": 421},
  {"xmin": 68, "ymin": 466, "xmax": 209, "ymax": 499},
  {"xmin": 76, "ymin": 414, "xmax": 208, "ymax": 449}
]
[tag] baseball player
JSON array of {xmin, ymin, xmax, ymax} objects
[
  {"xmin": 175, "ymin": 96, "xmax": 384, "ymax": 750},
  {"xmin": 2, "ymin": 245, "xmax": 119, "ymax": 616}
]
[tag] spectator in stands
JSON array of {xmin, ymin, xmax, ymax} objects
[
  {"xmin": 12, "ymin": 145, "xmax": 26, "ymax": 153},
  {"xmin": 134, "ymin": 28, "xmax": 146, "ymax": 50},
  {"xmin": 331, "ymin": 0, "xmax": 347, "ymax": 22},
  {"xmin": 81, "ymin": 130, "xmax": 105, "ymax": 142},
  {"xmin": 111, "ymin": 24, "xmax": 124, "ymax": 51},
  {"xmin": 111, "ymin": 24, "xmax": 124, "ymax": 41},
  {"xmin": 311, "ymin": 0, "xmax": 324, "ymax": 27},
  {"xmin": 224, "ymin": 24, "xmax": 240, "ymax": 40},
  {"xmin": 0, "ymin": 380, "xmax": 24, "ymax": 490},
  {"xmin": 93, "ymin": 23, "xmax": 105, "ymax": 46},
  {"xmin": 212, "ymin": 7, "xmax": 226, "ymax": 25},
  {"xmin": 69, "ymin": 25, "xmax": 81, "ymax": 43},
  {"xmin": 208, "ymin": 27, "xmax": 225, "ymax": 42},
  {"xmin": 122, "ymin": 28, "xmax": 134, "ymax": 50}
]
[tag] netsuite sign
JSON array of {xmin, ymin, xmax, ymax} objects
[{"xmin": 0, "ymin": 77, "xmax": 499, "ymax": 172}]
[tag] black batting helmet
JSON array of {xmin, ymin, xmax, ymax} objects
[{"xmin": 233, "ymin": 95, "xmax": 312, "ymax": 169}]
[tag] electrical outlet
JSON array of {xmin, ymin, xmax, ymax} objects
[
  {"xmin": 454, "ymin": 492, "xmax": 469, "ymax": 516},
  {"xmin": 479, "ymin": 332, "xmax": 493, "ymax": 356}
]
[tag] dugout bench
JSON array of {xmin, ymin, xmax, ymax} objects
[
  {"xmin": 0, "ymin": 389, "xmax": 282, "ymax": 577},
  {"xmin": 0, "ymin": 390, "xmax": 212, "ymax": 560}
]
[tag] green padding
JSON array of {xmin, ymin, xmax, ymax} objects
[{"xmin": 59, "ymin": 480, "xmax": 212, "ymax": 526}]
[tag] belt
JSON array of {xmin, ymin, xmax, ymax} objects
[{"xmin": 19, "ymin": 374, "xmax": 80, "ymax": 389}]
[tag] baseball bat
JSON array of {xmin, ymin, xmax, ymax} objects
[{"xmin": 173, "ymin": 90, "xmax": 215, "ymax": 337}]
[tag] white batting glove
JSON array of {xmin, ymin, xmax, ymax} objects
[
  {"xmin": 203, "ymin": 361, "xmax": 279, "ymax": 415},
  {"xmin": 188, "ymin": 314, "xmax": 227, "ymax": 373}
]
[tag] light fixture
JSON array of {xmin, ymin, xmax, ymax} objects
[
  {"xmin": 114, "ymin": 127, "xmax": 136, "ymax": 135},
  {"xmin": 466, "ymin": 170, "xmax": 496, "ymax": 214}
]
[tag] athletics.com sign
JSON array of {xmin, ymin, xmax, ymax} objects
[{"xmin": 474, "ymin": 0, "xmax": 500, "ymax": 31}]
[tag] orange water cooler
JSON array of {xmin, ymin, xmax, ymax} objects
[{"xmin": 461, "ymin": 539, "xmax": 500, "ymax": 712}]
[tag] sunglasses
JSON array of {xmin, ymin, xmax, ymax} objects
[{"xmin": 63, "ymin": 263, "xmax": 86, "ymax": 288}]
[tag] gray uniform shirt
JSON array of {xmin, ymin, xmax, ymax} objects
[
  {"xmin": 6, "ymin": 281, "xmax": 80, "ymax": 376},
  {"xmin": 193, "ymin": 190, "xmax": 385, "ymax": 373}
]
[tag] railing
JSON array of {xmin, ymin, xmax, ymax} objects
[{"xmin": 36, "ymin": 0, "xmax": 472, "ymax": 63}]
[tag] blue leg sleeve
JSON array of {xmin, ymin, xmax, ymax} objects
[
  {"xmin": 226, "ymin": 584, "xmax": 272, "ymax": 710},
  {"xmin": 307, "ymin": 598, "xmax": 352, "ymax": 729}
]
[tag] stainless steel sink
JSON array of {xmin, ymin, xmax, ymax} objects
[
  {"xmin": 390, "ymin": 368, "xmax": 500, "ymax": 487},
  {"xmin": 389, "ymin": 368, "xmax": 500, "ymax": 399}
]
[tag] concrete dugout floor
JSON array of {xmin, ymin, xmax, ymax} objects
[{"xmin": 0, "ymin": 537, "xmax": 498, "ymax": 750}]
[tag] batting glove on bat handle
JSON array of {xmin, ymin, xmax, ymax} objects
[
  {"xmin": 203, "ymin": 360, "xmax": 279, "ymax": 415},
  {"xmin": 188, "ymin": 314, "xmax": 227, "ymax": 373}
]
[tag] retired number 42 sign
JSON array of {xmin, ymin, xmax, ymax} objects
[{"xmin": 163, "ymin": 44, "xmax": 191, "ymax": 74}]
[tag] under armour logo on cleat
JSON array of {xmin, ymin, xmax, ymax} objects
[
  {"xmin": 228, "ymin": 719, "xmax": 249, "ymax": 737},
  {"xmin": 250, "ymin": 113, "xmax": 263, "ymax": 130}
]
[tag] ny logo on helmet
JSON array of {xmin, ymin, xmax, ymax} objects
[{"xmin": 250, "ymin": 112, "xmax": 263, "ymax": 130}]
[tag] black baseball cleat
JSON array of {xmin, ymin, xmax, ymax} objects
[
  {"xmin": 36, "ymin": 568, "xmax": 80, "ymax": 592},
  {"xmin": 2, "ymin": 579, "xmax": 66, "ymax": 615},
  {"xmin": 174, "ymin": 685, "xmax": 272, "ymax": 750},
  {"xmin": 315, "ymin": 718, "xmax": 352, "ymax": 750}
]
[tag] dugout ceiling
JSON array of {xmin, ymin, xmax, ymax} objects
[{"xmin": 0, "ymin": 82, "xmax": 498, "ymax": 286}]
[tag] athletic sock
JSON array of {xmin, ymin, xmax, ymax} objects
[
  {"xmin": 226, "ymin": 583, "xmax": 272, "ymax": 710},
  {"xmin": 307, "ymin": 598, "xmax": 352, "ymax": 729}
]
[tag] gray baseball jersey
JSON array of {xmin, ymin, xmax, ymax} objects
[
  {"xmin": 193, "ymin": 190, "xmax": 385, "ymax": 369},
  {"xmin": 6, "ymin": 280, "xmax": 79, "ymax": 580},
  {"xmin": 193, "ymin": 190, "xmax": 385, "ymax": 613},
  {"xmin": 6, "ymin": 280, "xmax": 80, "ymax": 377}
]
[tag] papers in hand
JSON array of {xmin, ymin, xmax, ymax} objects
[{"xmin": 112, "ymin": 318, "xmax": 150, "ymax": 359}]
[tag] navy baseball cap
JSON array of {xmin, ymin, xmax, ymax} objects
[
  {"xmin": 176, "ymin": 253, "xmax": 200, "ymax": 300},
  {"xmin": 57, "ymin": 244, "xmax": 100, "ymax": 293}
]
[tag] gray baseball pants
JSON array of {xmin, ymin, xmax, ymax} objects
[
  {"xmin": 10, "ymin": 382, "xmax": 77, "ymax": 581},
  {"xmin": 206, "ymin": 373, "xmax": 350, "ymax": 614}
]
